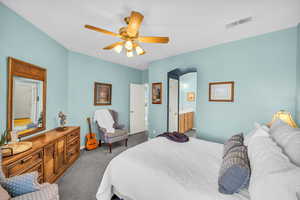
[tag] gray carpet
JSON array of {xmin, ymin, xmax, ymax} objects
[
  {"xmin": 185, "ymin": 129, "xmax": 197, "ymax": 138},
  {"xmin": 57, "ymin": 132, "xmax": 148, "ymax": 200}
]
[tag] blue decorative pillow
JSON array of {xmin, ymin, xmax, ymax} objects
[
  {"xmin": 218, "ymin": 145, "xmax": 251, "ymax": 194},
  {"xmin": 0, "ymin": 172, "xmax": 40, "ymax": 197}
]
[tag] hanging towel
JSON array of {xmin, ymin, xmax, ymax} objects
[{"xmin": 94, "ymin": 109, "xmax": 115, "ymax": 133}]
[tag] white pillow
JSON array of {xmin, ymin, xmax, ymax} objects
[
  {"xmin": 270, "ymin": 119, "xmax": 300, "ymax": 166},
  {"xmin": 284, "ymin": 134, "xmax": 300, "ymax": 166},
  {"xmin": 248, "ymin": 133, "xmax": 300, "ymax": 200},
  {"xmin": 249, "ymin": 167, "xmax": 300, "ymax": 200},
  {"xmin": 244, "ymin": 122, "xmax": 269, "ymax": 146},
  {"xmin": 270, "ymin": 119, "xmax": 300, "ymax": 146},
  {"xmin": 248, "ymin": 131, "xmax": 290, "ymax": 177}
]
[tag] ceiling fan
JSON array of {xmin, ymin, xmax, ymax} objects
[{"xmin": 84, "ymin": 11, "xmax": 169, "ymax": 57}]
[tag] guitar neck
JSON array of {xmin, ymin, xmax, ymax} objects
[{"xmin": 87, "ymin": 118, "xmax": 92, "ymax": 134}]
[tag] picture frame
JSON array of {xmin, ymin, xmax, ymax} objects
[
  {"xmin": 152, "ymin": 82, "xmax": 162, "ymax": 104},
  {"xmin": 94, "ymin": 82, "xmax": 112, "ymax": 106},
  {"xmin": 209, "ymin": 81, "xmax": 234, "ymax": 102},
  {"xmin": 187, "ymin": 92, "xmax": 195, "ymax": 102}
]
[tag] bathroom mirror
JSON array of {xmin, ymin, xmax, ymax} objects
[{"xmin": 7, "ymin": 57, "xmax": 47, "ymax": 138}]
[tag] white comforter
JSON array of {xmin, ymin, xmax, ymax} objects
[{"xmin": 96, "ymin": 137, "xmax": 250, "ymax": 200}]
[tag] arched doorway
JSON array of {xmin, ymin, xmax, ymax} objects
[{"xmin": 167, "ymin": 68, "xmax": 197, "ymax": 134}]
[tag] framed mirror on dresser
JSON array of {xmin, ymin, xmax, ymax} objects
[{"xmin": 7, "ymin": 57, "xmax": 47, "ymax": 138}]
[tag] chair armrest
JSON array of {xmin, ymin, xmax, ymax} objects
[
  {"xmin": 114, "ymin": 123, "xmax": 125, "ymax": 129},
  {"xmin": 11, "ymin": 184, "xmax": 59, "ymax": 200},
  {"xmin": 39, "ymin": 183, "xmax": 51, "ymax": 189},
  {"xmin": 98, "ymin": 126, "xmax": 109, "ymax": 140},
  {"xmin": 100, "ymin": 127, "xmax": 107, "ymax": 133},
  {"xmin": 96, "ymin": 122, "xmax": 107, "ymax": 133}
]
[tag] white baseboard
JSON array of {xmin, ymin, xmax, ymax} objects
[{"xmin": 129, "ymin": 130, "xmax": 148, "ymax": 135}]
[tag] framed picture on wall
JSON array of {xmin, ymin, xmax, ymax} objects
[
  {"xmin": 209, "ymin": 81, "xmax": 234, "ymax": 102},
  {"xmin": 94, "ymin": 82, "xmax": 112, "ymax": 105},
  {"xmin": 152, "ymin": 82, "xmax": 162, "ymax": 104},
  {"xmin": 187, "ymin": 92, "xmax": 195, "ymax": 102}
]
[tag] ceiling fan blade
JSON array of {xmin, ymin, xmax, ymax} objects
[
  {"xmin": 85, "ymin": 25, "xmax": 120, "ymax": 37},
  {"xmin": 138, "ymin": 36, "xmax": 169, "ymax": 43},
  {"xmin": 103, "ymin": 41, "xmax": 124, "ymax": 50},
  {"xmin": 127, "ymin": 11, "xmax": 144, "ymax": 37}
]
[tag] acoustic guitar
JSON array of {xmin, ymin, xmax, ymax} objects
[{"xmin": 85, "ymin": 117, "xmax": 99, "ymax": 150}]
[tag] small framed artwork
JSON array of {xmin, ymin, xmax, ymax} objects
[
  {"xmin": 94, "ymin": 82, "xmax": 112, "ymax": 105},
  {"xmin": 187, "ymin": 92, "xmax": 195, "ymax": 102},
  {"xmin": 152, "ymin": 82, "xmax": 162, "ymax": 104},
  {"xmin": 209, "ymin": 81, "xmax": 234, "ymax": 102}
]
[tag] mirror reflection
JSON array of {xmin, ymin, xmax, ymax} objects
[{"xmin": 13, "ymin": 77, "xmax": 44, "ymax": 135}]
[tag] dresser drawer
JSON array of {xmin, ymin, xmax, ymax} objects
[
  {"xmin": 26, "ymin": 163, "xmax": 43, "ymax": 183},
  {"xmin": 67, "ymin": 139, "xmax": 79, "ymax": 163},
  {"xmin": 6, "ymin": 149, "xmax": 43, "ymax": 177},
  {"xmin": 67, "ymin": 130, "xmax": 80, "ymax": 144},
  {"xmin": 67, "ymin": 147, "xmax": 79, "ymax": 163},
  {"xmin": 26, "ymin": 163, "xmax": 43, "ymax": 178},
  {"xmin": 67, "ymin": 138, "xmax": 80, "ymax": 151}
]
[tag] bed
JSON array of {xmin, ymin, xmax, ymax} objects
[{"xmin": 96, "ymin": 137, "xmax": 250, "ymax": 200}]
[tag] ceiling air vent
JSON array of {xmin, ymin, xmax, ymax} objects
[{"xmin": 226, "ymin": 17, "xmax": 253, "ymax": 29}]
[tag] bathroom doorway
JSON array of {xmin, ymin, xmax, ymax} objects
[{"xmin": 167, "ymin": 68, "xmax": 197, "ymax": 135}]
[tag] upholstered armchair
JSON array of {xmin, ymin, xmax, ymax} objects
[
  {"xmin": 0, "ymin": 152, "xmax": 59, "ymax": 200},
  {"xmin": 96, "ymin": 109, "xmax": 128, "ymax": 153}
]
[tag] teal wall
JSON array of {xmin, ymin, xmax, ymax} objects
[
  {"xmin": 179, "ymin": 72, "xmax": 197, "ymax": 112},
  {"xmin": 296, "ymin": 24, "xmax": 300, "ymax": 124},
  {"xmin": 0, "ymin": 3, "xmax": 69, "ymax": 134},
  {"xmin": 0, "ymin": 4, "xmax": 143, "ymax": 146},
  {"xmin": 142, "ymin": 69, "xmax": 149, "ymax": 83},
  {"xmin": 148, "ymin": 28, "xmax": 298, "ymax": 143},
  {"xmin": 67, "ymin": 51, "xmax": 142, "ymax": 145}
]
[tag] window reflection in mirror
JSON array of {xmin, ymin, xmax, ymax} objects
[{"xmin": 13, "ymin": 77, "xmax": 43, "ymax": 136}]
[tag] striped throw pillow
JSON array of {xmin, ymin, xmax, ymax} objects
[{"xmin": 223, "ymin": 133, "xmax": 244, "ymax": 157}]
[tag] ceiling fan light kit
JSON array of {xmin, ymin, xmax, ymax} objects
[
  {"xmin": 85, "ymin": 11, "xmax": 169, "ymax": 58},
  {"xmin": 126, "ymin": 50, "xmax": 134, "ymax": 58},
  {"xmin": 125, "ymin": 41, "xmax": 133, "ymax": 50},
  {"xmin": 113, "ymin": 45, "xmax": 123, "ymax": 53},
  {"xmin": 135, "ymin": 46, "xmax": 145, "ymax": 55}
]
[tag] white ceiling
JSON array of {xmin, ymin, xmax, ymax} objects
[{"xmin": 1, "ymin": 0, "xmax": 300, "ymax": 70}]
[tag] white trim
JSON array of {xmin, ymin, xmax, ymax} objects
[
  {"xmin": 80, "ymin": 145, "xmax": 85, "ymax": 150},
  {"xmin": 129, "ymin": 131, "xmax": 147, "ymax": 136}
]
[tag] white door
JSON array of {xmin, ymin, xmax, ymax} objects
[
  {"xmin": 130, "ymin": 84, "xmax": 146, "ymax": 134},
  {"xmin": 168, "ymin": 79, "xmax": 179, "ymax": 132}
]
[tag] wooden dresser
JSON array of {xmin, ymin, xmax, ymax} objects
[{"xmin": 2, "ymin": 126, "xmax": 80, "ymax": 183}]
